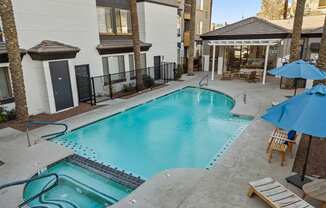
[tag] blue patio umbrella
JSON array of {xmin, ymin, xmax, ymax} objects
[
  {"xmin": 269, "ymin": 60, "xmax": 326, "ymax": 95},
  {"xmin": 262, "ymin": 84, "xmax": 326, "ymax": 188}
]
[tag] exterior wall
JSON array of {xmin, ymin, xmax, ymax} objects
[
  {"xmin": 12, "ymin": 0, "xmax": 102, "ymax": 115},
  {"xmin": 138, "ymin": 2, "xmax": 178, "ymax": 66}
]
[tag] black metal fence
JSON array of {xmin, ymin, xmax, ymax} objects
[{"xmin": 76, "ymin": 62, "xmax": 176, "ymax": 104}]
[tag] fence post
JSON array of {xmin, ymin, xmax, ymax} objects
[
  {"xmin": 91, "ymin": 77, "xmax": 96, "ymax": 105},
  {"xmin": 108, "ymin": 74, "xmax": 113, "ymax": 99},
  {"xmin": 173, "ymin": 62, "xmax": 176, "ymax": 80},
  {"xmin": 164, "ymin": 63, "xmax": 167, "ymax": 83}
]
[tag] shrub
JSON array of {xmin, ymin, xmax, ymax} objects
[
  {"xmin": 122, "ymin": 83, "xmax": 135, "ymax": 92},
  {"xmin": 175, "ymin": 64, "xmax": 184, "ymax": 80},
  {"xmin": 0, "ymin": 107, "xmax": 16, "ymax": 123},
  {"xmin": 142, "ymin": 74, "xmax": 155, "ymax": 89}
]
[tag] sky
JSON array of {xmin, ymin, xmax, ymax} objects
[{"xmin": 212, "ymin": 0, "xmax": 262, "ymax": 24}]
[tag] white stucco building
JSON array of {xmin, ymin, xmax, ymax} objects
[{"xmin": 0, "ymin": 0, "xmax": 178, "ymax": 115}]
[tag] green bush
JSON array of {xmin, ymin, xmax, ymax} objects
[
  {"xmin": 143, "ymin": 74, "xmax": 155, "ymax": 88},
  {"xmin": 175, "ymin": 64, "xmax": 184, "ymax": 80},
  {"xmin": 0, "ymin": 107, "xmax": 16, "ymax": 123},
  {"xmin": 122, "ymin": 83, "xmax": 135, "ymax": 92}
]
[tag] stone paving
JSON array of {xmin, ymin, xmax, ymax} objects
[{"xmin": 0, "ymin": 72, "xmax": 320, "ymax": 208}]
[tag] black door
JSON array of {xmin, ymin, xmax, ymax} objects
[
  {"xmin": 49, "ymin": 61, "xmax": 74, "ymax": 111},
  {"xmin": 75, "ymin": 65, "xmax": 92, "ymax": 102},
  {"xmin": 154, "ymin": 56, "xmax": 161, "ymax": 80}
]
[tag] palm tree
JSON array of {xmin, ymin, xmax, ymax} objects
[
  {"xmin": 187, "ymin": 0, "xmax": 196, "ymax": 76},
  {"xmin": 317, "ymin": 16, "xmax": 326, "ymax": 70},
  {"xmin": 283, "ymin": 0, "xmax": 288, "ymax": 19},
  {"xmin": 313, "ymin": 15, "xmax": 326, "ymax": 85},
  {"xmin": 0, "ymin": 0, "xmax": 28, "ymax": 120},
  {"xmin": 289, "ymin": 0, "xmax": 306, "ymax": 62},
  {"xmin": 129, "ymin": 0, "xmax": 144, "ymax": 90},
  {"xmin": 284, "ymin": 0, "xmax": 306, "ymax": 88}
]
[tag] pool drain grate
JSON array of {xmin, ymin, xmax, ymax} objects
[{"xmin": 68, "ymin": 154, "xmax": 145, "ymax": 190}]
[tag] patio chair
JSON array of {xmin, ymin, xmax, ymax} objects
[
  {"xmin": 248, "ymin": 177, "xmax": 314, "ymax": 208},
  {"xmin": 266, "ymin": 128, "xmax": 297, "ymax": 166}
]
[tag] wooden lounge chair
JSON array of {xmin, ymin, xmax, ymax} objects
[
  {"xmin": 266, "ymin": 128, "xmax": 297, "ymax": 166},
  {"xmin": 248, "ymin": 177, "xmax": 314, "ymax": 208}
]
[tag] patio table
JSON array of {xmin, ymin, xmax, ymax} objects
[{"xmin": 303, "ymin": 179, "xmax": 326, "ymax": 208}]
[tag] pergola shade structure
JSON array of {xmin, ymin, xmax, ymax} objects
[
  {"xmin": 201, "ymin": 16, "xmax": 324, "ymax": 84},
  {"xmin": 207, "ymin": 39, "xmax": 281, "ymax": 84}
]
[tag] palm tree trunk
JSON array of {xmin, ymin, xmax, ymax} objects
[
  {"xmin": 283, "ymin": 0, "xmax": 288, "ymax": 19},
  {"xmin": 0, "ymin": 0, "xmax": 28, "ymax": 121},
  {"xmin": 317, "ymin": 16, "xmax": 326, "ymax": 70},
  {"xmin": 129, "ymin": 0, "xmax": 144, "ymax": 90},
  {"xmin": 289, "ymin": 0, "xmax": 306, "ymax": 62},
  {"xmin": 314, "ymin": 15, "xmax": 326, "ymax": 85},
  {"xmin": 284, "ymin": 0, "xmax": 306, "ymax": 88},
  {"xmin": 187, "ymin": 0, "xmax": 196, "ymax": 76}
]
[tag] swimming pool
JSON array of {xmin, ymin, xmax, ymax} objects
[
  {"xmin": 54, "ymin": 87, "xmax": 252, "ymax": 179},
  {"xmin": 24, "ymin": 160, "xmax": 132, "ymax": 208}
]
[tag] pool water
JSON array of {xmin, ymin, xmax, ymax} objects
[
  {"xmin": 24, "ymin": 161, "xmax": 132, "ymax": 208},
  {"xmin": 54, "ymin": 87, "xmax": 252, "ymax": 179}
]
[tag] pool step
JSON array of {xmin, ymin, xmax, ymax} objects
[{"xmin": 68, "ymin": 155, "xmax": 145, "ymax": 190}]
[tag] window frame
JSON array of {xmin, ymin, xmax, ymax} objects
[
  {"xmin": 115, "ymin": 8, "xmax": 132, "ymax": 35},
  {"xmin": 102, "ymin": 55, "xmax": 127, "ymax": 84},
  {"xmin": 0, "ymin": 66, "xmax": 13, "ymax": 104},
  {"xmin": 97, "ymin": 6, "xmax": 115, "ymax": 35}
]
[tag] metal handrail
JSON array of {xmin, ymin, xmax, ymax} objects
[
  {"xmin": 26, "ymin": 121, "xmax": 68, "ymax": 146},
  {"xmin": 0, "ymin": 173, "xmax": 59, "ymax": 208},
  {"xmin": 199, "ymin": 74, "xmax": 209, "ymax": 87}
]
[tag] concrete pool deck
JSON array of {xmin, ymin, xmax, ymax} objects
[{"xmin": 0, "ymin": 72, "xmax": 319, "ymax": 207}]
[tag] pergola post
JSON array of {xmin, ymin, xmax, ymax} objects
[
  {"xmin": 211, "ymin": 44, "xmax": 216, "ymax": 80},
  {"xmin": 262, "ymin": 45, "xmax": 270, "ymax": 85}
]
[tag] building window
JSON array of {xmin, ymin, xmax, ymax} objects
[
  {"xmin": 97, "ymin": 7, "xmax": 114, "ymax": 34},
  {"xmin": 319, "ymin": 0, "xmax": 326, "ymax": 7},
  {"xmin": 199, "ymin": 21, "xmax": 203, "ymax": 34},
  {"xmin": 196, "ymin": 0, "xmax": 204, "ymax": 10},
  {"xmin": 116, "ymin": 9, "xmax": 132, "ymax": 34},
  {"xmin": 0, "ymin": 67, "xmax": 12, "ymax": 101},
  {"xmin": 129, "ymin": 54, "xmax": 147, "ymax": 79},
  {"xmin": 102, "ymin": 55, "xmax": 126, "ymax": 83}
]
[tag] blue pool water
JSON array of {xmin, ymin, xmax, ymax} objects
[
  {"xmin": 24, "ymin": 161, "xmax": 132, "ymax": 208},
  {"xmin": 54, "ymin": 87, "xmax": 251, "ymax": 179}
]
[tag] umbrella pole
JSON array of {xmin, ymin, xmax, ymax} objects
[
  {"xmin": 286, "ymin": 134, "xmax": 313, "ymax": 188},
  {"xmin": 301, "ymin": 135, "xmax": 312, "ymax": 181}
]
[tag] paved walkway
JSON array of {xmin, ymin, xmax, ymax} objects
[{"xmin": 0, "ymin": 72, "xmax": 319, "ymax": 207}]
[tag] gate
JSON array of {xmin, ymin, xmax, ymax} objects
[{"xmin": 75, "ymin": 65, "xmax": 93, "ymax": 104}]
